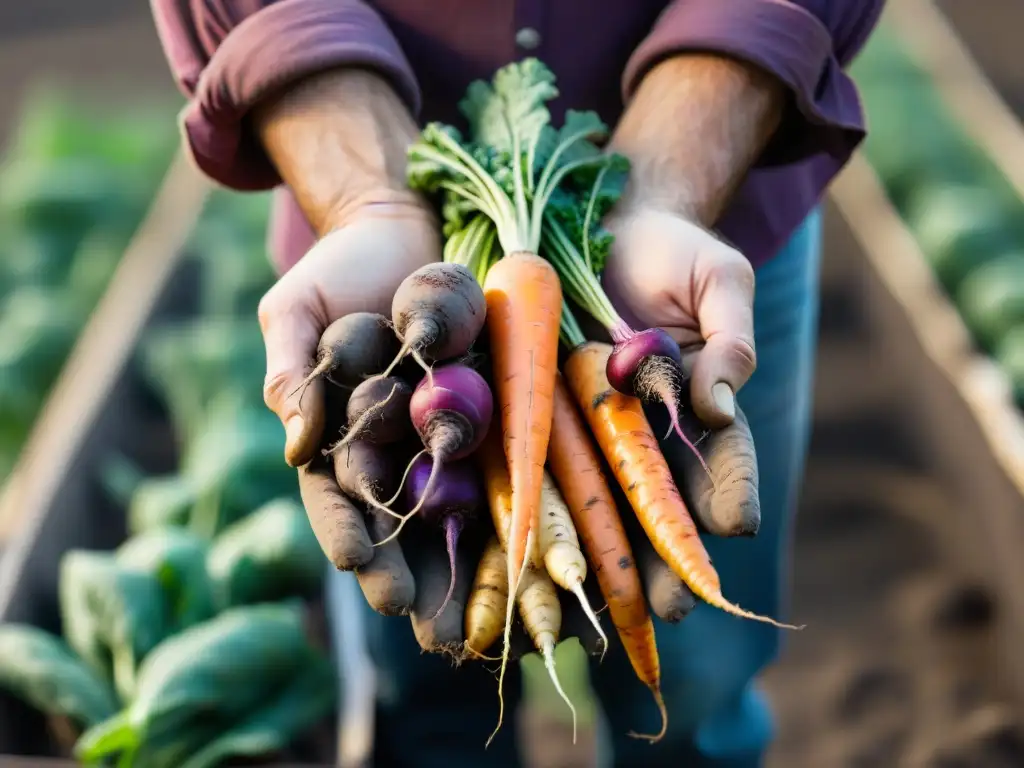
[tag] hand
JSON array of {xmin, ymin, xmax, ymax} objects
[
  {"xmin": 602, "ymin": 205, "xmax": 756, "ymax": 429},
  {"xmin": 259, "ymin": 201, "xmax": 440, "ymax": 466}
]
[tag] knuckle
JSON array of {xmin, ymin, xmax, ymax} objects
[
  {"xmin": 708, "ymin": 248, "xmax": 754, "ymax": 287},
  {"xmin": 726, "ymin": 335, "xmax": 758, "ymax": 376},
  {"xmin": 262, "ymin": 369, "xmax": 292, "ymax": 414},
  {"xmin": 256, "ymin": 286, "xmax": 283, "ymax": 334}
]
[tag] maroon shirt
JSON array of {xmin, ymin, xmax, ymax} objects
[{"xmin": 151, "ymin": 0, "xmax": 884, "ymax": 274}]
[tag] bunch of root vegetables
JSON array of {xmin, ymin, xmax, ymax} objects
[{"xmin": 295, "ymin": 58, "xmax": 800, "ymax": 744}]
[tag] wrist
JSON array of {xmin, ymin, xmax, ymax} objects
[
  {"xmin": 254, "ymin": 67, "xmax": 423, "ymax": 236},
  {"xmin": 322, "ymin": 193, "xmax": 439, "ymax": 236},
  {"xmin": 610, "ymin": 53, "xmax": 784, "ymax": 227}
]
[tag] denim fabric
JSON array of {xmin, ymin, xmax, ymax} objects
[{"xmin": 363, "ymin": 208, "xmax": 823, "ymax": 767}]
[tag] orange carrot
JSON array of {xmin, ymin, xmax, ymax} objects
[
  {"xmin": 483, "ymin": 251, "xmax": 562, "ymax": 745},
  {"xmin": 547, "ymin": 374, "xmax": 667, "ymax": 741},
  {"xmin": 562, "ymin": 342, "xmax": 801, "ymax": 631}
]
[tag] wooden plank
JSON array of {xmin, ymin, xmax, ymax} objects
[
  {"xmin": 831, "ymin": 157, "xmax": 1024, "ymax": 494},
  {"xmin": 830, "ymin": 155, "xmax": 1024, "ymax": 704}
]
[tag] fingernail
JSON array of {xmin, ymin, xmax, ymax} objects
[
  {"xmin": 711, "ymin": 382, "xmax": 735, "ymax": 420},
  {"xmin": 285, "ymin": 415, "xmax": 305, "ymax": 451}
]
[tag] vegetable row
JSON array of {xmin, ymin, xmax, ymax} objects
[
  {"xmin": 0, "ymin": 88, "xmax": 180, "ymax": 480},
  {"xmin": 0, "ymin": 190, "xmax": 341, "ymax": 766},
  {"xmin": 852, "ymin": 28, "xmax": 1024, "ymax": 405},
  {"xmin": 297, "ymin": 59, "xmax": 796, "ymax": 745}
]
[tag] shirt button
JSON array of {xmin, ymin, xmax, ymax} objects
[{"xmin": 515, "ymin": 27, "xmax": 541, "ymax": 51}]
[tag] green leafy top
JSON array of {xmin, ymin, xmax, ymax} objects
[{"xmin": 407, "ymin": 58, "xmax": 624, "ymax": 258}]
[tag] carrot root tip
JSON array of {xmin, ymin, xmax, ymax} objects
[
  {"xmin": 541, "ymin": 636, "xmax": 577, "ymax": 745},
  {"xmin": 713, "ymin": 598, "xmax": 805, "ymax": 630},
  {"xmin": 628, "ymin": 686, "xmax": 668, "ymax": 744},
  {"xmin": 570, "ymin": 582, "xmax": 608, "ymax": 662}
]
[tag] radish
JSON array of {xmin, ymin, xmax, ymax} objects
[
  {"xmin": 325, "ymin": 376, "xmax": 413, "ymax": 454},
  {"xmin": 407, "ymin": 363, "xmax": 492, "ymax": 510},
  {"xmin": 604, "ymin": 326, "xmax": 709, "ymax": 476},
  {"xmin": 292, "ymin": 312, "xmax": 398, "ymax": 398},
  {"xmin": 404, "ymin": 454, "xmax": 482, "ymax": 620},
  {"xmin": 381, "ymin": 263, "xmax": 486, "ymax": 378},
  {"xmin": 373, "ymin": 363, "xmax": 493, "ymax": 545},
  {"xmin": 331, "ymin": 440, "xmax": 402, "ymax": 520}
]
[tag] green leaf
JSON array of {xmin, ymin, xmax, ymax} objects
[
  {"xmin": 59, "ymin": 551, "xmax": 171, "ymax": 702},
  {"xmin": 177, "ymin": 653, "xmax": 335, "ymax": 768},
  {"xmin": 126, "ymin": 475, "xmax": 198, "ymax": 536},
  {"xmin": 206, "ymin": 498, "xmax": 324, "ymax": 610},
  {"xmin": 459, "ymin": 58, "xmax": 558, "ymax": 154},
  {"xmin": 0, "ymin": 624, "xmax": 118, "ymax": 727},
  {"xmin": 74, "ymin": 711, "xmax": 135, "ymax": 765},
  {"xmin": 77, "ymin": 603, "xmax": 311, "ymax": 765},
  {"xmin": 179, "ymin": 394, "xmax": 296, "ymax": 537},
  {"xmin": 406, "ymin": 124, "xmax": 469, "ymax": 195},
  {"xmin": 440, "ymin": 191, "xmax": 479, "ymax": 239},
  {"xmin": 140, "ymin": 317, "xmax": 267, "ymax": 443},
  {"xmin": 117, "ymin": 528, "xmax": 214, "ymax": 631},
  {"xmin": 99, "ymin": 453, "xmax": 145, "ymax": 508},
  {"xmin": 545, "ymin": 154, "xmax": 630, "ymax": 275},
  {"xmin": 532, "ymin": 110, "xmax": 610, "ymax": 180}
]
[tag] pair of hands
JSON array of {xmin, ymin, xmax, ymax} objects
[{"xmin": 259, "ymin": 195, "xmax": 761, "ymax": 657}]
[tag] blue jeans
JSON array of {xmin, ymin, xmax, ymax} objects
[{"xmin": 364, "ymin": 209, "xmax": 823, "ymax": 767}]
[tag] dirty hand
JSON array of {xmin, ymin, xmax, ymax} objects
[
  {"xmin": 280, "ymin": 207, "xmax": 482, "ymax": 655},
  {"xmin": 259, "ymin": 204, "xmax": 440, "ymax": 468},
  {"xmin": 602, "ymin": 205, "xmax": 757, "ymax": 429}
]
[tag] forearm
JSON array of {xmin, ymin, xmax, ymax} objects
[
  {"xmin": 610, "ymin": 54, "xmax": 785, "ymax": 227},
  {"xmin": 254, "ymin": 68, "xmax": 425, "ymax": 235}
]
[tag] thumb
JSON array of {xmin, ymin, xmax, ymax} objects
[
  {"xmin": 258, "ymin": 287, "xmax": 327, "ymax": 467},
  {"xmin": 687, "ymin": 254, "xmax": 756, "ymax": 428}
]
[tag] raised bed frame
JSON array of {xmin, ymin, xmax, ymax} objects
[{"xmin": 828, "ymin": 0, "xmax": 1024, "ymax": 707}]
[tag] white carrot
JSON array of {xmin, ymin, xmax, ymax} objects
[
  {"xmin": 539, "ymin": 471, "xmax": 607, "ymax": 656},
  {"xmin": 463, "ymin": 537, "xmax": 509, "ymax": 658},
  {"xmin": 517, "ymin": 565, "xmax": 577, "ymax": 743}
]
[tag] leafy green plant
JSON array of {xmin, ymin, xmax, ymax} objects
[
  {"xmin": 206, "ymin": 498, "xmax": 323, "ymax": 610},
  {"xmin": 0, "ymin": 625, "xmax": 118, "ymax": 728},
  {"xmin": 59, "ymin": 551, "xmax": 171, "ymax": 702},
  {"xmin": 74, "ymin": 603, "xmax": 329, "ymax": 767}
]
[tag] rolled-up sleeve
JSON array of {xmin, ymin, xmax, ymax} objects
[
  {"xmin": 622, "ymin": 0, "xmax": 885, "ymax": 168},
  {"xmin": 150, "ymin": 0, "xmax": 421, "ymax": 190}
]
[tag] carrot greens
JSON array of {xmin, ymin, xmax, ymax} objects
[{"xmin": 406, "ymin": 58, "xmax": 626, "ymax": 261}]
